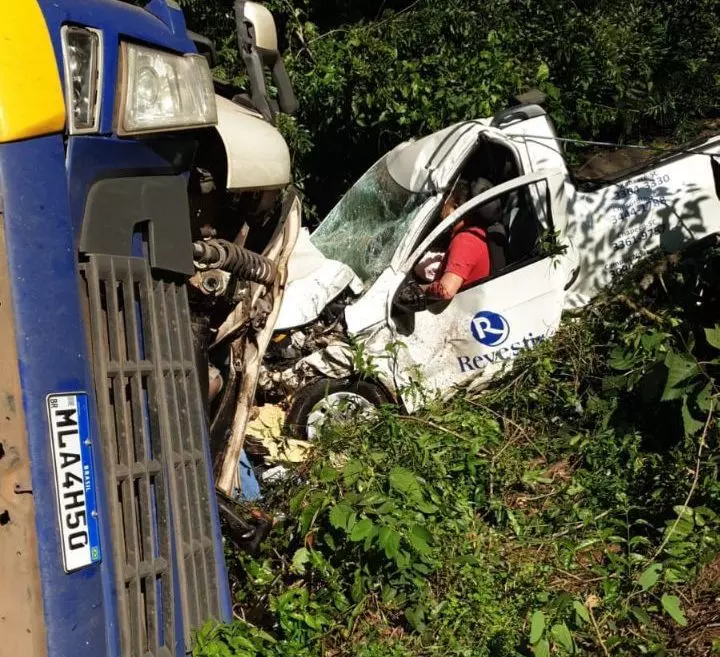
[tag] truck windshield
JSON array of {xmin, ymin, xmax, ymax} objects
[{"xmin": 310, "ymin": 157, "xmax": 427, "ymax": 286}]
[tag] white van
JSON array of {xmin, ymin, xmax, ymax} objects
[{"xmin": 257, "ymin": 105, "xmax": 720, "ymax": 437}]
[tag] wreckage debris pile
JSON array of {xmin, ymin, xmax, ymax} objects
[{"xmin": 196, "ymin": 246, "xmax": 720, "ymax": 657}]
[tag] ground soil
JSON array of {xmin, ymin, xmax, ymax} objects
[{"xmin": 669, "ymin": 555, "xmax": 720, "ymax": 656}]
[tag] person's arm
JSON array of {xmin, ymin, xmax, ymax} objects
[
  {"xmin": 395, "ymin": 232, "xmax": 485, "ymax": 311},
  {"xmin": 424, "ymin": 271, "xmax": 464, "ymax": 300},
  {"xmin": 425, "ymin": 232, "xmax": 484, "ymax": 301}
]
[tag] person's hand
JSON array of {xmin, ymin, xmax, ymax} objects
[
  {"xmin": 394, "ymin": 280, "xmax": 427, "ymax": 313},
  {"xmin": 426, "ymin": 272, "xmax": 464, "ymax": 301}
]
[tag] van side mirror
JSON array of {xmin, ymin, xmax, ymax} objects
[
  {"xmin": 187, "ymin": 30, "xmax": 218, "ymax": 68},
  {"xmin": 234, "ymin": 0, "xmax": 298, "ymax": 123}
]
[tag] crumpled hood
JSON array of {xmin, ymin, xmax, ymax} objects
[{"xmin": 274, "ymin": 228, "xmax": 363, "ymax": 331}]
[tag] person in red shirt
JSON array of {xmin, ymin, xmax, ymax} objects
[{"xmin": 396, "ymin": 177, "xmax": 503, "ymax": 311}]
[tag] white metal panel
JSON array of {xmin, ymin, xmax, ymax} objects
[
  {"xmin": 386, "ymin": 121, "xmax": 488, "ymax": 192},
  {"xmin": 391, "ymin": 256, "xmax": 568, "ymax": 405},
  {"xmin": 275, "ymin": 228, "xmax": 362, "ymax": 331},
  {"xmin": 564, "ymin": 142, "xmax": 720, "ymax": 307},
  {"xmin": 344, "ymin": 267, "xmax": 404, "ymax": 335},
  {"xmin": 214, "ymin": 94, "xmax": 291, "ymax": 191}
]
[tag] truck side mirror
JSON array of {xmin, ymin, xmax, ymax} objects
[
  {"xmin": 187, "ymin": 30, "xmax": 218, "ymax": 68},
  {"xmin": 234, "ymin": 0, "xmax": 298, "ymax": 123}
]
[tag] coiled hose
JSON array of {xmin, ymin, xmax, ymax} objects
[{"xmin": 192, "ymin": 239, "xmax": 276, "ymax": 285}]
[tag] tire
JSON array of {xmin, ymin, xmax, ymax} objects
[{"xmin": 286, "ymin": 378, "xmax": 391, "ymax": 440}]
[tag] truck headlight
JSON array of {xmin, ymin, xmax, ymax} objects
[
  {"xmin": 61, "ymin": 26, "xmax": 102, "ymax": 134},
  {"xmin": 117, "ymin": 43, "xmax": 217, "ymax": 136}
]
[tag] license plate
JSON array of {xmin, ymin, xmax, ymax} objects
[{"xmin": 47, "ymin": 393, "xmax": 102, "ymax": 572}]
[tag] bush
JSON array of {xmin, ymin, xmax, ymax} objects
[
  {"xmin": 180, "ymin": 0, "xmax": 720, "ymax": 220},
  {"xmin": 195, "ymin": 247, "xmax": 720, "ymax": 656}
]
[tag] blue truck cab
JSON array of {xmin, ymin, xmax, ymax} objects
[{"xmin": 0, "ymin": 1, "xmax": 276, "ymax": 655}]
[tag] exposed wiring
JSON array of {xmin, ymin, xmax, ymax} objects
[{"xmin": 504, "ymin": 132, "xmax": 720, "ymax": 159}]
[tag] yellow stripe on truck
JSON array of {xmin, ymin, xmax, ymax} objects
[{"xmin": 0, "ymin": 0, "xmax": 65, "ymax": 143}]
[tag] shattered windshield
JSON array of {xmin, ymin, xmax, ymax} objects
[{"xmin": 310, "ymin": 157, "xmax": 427, "ymax": 286}]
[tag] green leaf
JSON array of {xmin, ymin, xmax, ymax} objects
[
  {"xmin": 695, "ymin": 506, "xmax": 717, "ymax": 525},
  {"xmin": 662, "ymin": 350, "xmax": 698, "ymax": 401},
  {"xmin": 641, "ymin": 331, "xmax": 670, "ymax": 351},
  {"xmin": 289, "ymin": 488, "xmax": 308, "ymax": 515},
  {"xmin": 299, "ymin": 506, "xmax": 316, "ymax": 537},
  {"xmin": 378, "ymin": 526, "xmax": 401, "ymax": 558},
  {"xmin": 351, "ymin": 569, "xmax": 364, "ymax": 603},
  {"xmin": 343, "ymin": 459, "xmax": 364, "ymax": 485},
  {"xmin": 349, "ymin": 518, "xmax": 374, "ymax": 542},
  {"xmin": 324, "ymin": 532, "xmax": 336, "ymax": 550},
  {"xmin": 638, "ymin": 563, "xmax": 662, "ymax": 591},
  {"xmin": 452, "ymin": 554, "xmax": 480, "ymax": 565},
  {"xmin": 290, "ymin": 547, "xmax": 310, "ymax": 574},
  {"xmin": 346, "ymin": 511, "xmax": 358, "ymax": 533},
  {"xmin": 573, "ymin": 601, "xmax": 590, "ymax": 624},
  {"xmin": 369, "ymin": 451, "xmax": 387, "ymax": 463},
  {"xmin": 376, "ymin": 500, "xmax": 395, "ymax": 514},
  {"xmin": 697, "ymin": 382, "xmax": 714, "ymax": 412},
  {"xmin": 530, "ymin": 610, "xmax": 546, "ymax": 644},
  {"xmin": 329, "ymin": 504, "xmax": 353, "ymax": 531},
  {"xmin": 661, "ymin": 594, "xmax": 688, "ymax": 626},
  {"xmin": 381, "ymin": 585, "xmax": 398, "ymax": 604},
  {"xmin": 704, "ymin": 325, "xmax": 720, "ymax": 349},
  {"xmin": 682, "ymin": 395, "xmax": 705, "ymax": 436},
  {"xmin": 551, "ymin": 623, "xmax": 574, "ymax": 653},
  {"xmin": 319, "ymin": 466, "xmax": 339, "ymax": 483},
  {"xmin": 363, "ymin": 524, "xmax": 378, "ymax": 550},
  {"xmin": 664, "ymin": 567, "xmax": 687, "ymax": 583},
  {"xmin": 608, "ymin": 347, "xmax": 634, "ymax": 371},
  {"xmin": 536, "ymin": 62, "xmax": 550, "ymax": 81},
  {"xmin": 407, "ymin": 525, "xmax": 433, "ymax": 554},
  {"xmin": 506, "ymin": 508, "xmax": 523, "ymax": 537},
  {"xmin": 416, "ymin": 500, "xmax": 438, "ymax": 514},
  {"xmin": 664, "ymin": 514, "xmax": 694, "ymax": 541},
  {"xmin": 631, "ymin": 606, "xmax": 652, "ymax": 626},
  {"xmin": 405, "ymin": 604, "xmax": 426, "ymax": 631},
  {"xmin": 545, "ymin": 83, "xmax": 561, "ymax": 101},
  {"xmin": 410, "ymin": 524, "xmax": 432, "ymax": 543},
  {"xmin": 388, "ymin": 467, "xmax": 422, "ymax": 499},
  {"xmin": 395, "ymin": 549, "xmax": 411, "ymax": 570},
  {"xmin": 533, "ymin": 639, "xmax": 550, "ymax": 657}
]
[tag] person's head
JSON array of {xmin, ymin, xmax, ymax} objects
[
  {"xmin": 441, "ymin": 179, "xmax": 470, "ymax": 220},
  {"xmin": 466, "ymin": 177, "xmax": 502, "ymax": 227},
  {"xmin": 470, "ymin": 177, "xmax": 493, "ymax": 198}
]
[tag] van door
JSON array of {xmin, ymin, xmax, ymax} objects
[{"xmin": 388, "ymin": 170, "xmax": 576, "ymax": 403}]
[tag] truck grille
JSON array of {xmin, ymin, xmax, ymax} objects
[{"xmin": 81, "ymin": 254, "xmax": 220, "ymax": 656}]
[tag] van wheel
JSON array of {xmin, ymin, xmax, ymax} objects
[{"xmin": 286, "ymin": 378, "xmax": 390, "ymax": 440}]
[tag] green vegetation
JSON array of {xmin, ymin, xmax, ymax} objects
[
  {"xmin": 194, "ymin": 246, "xmax": 720, "ymax": 655},
  {"xmin": 180, "ymin": 0, "xmax": 719, "ymax": 219},
  {"xmin": 176, "ymin": 1, "xmax": 720, "ymax": 653}
]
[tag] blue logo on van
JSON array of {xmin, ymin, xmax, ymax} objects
[{"xmin": 470, "ymin": 311, "xmax": 510, "ymax": 346}]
